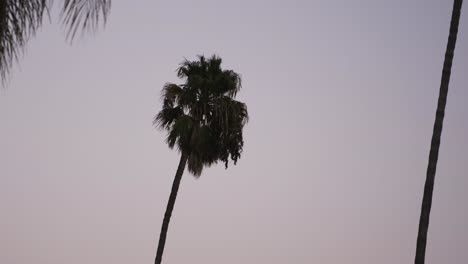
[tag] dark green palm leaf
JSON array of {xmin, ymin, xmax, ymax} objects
[
  {"xmin": 0, "ymin": 0, "xmax": 111, "ymax": 84},
  {"xmin": 154, "ymin": 106, "xmax": 183, "ymax": 130},
  {"xmin": 0, "ymin": 0, "xmax": 47, "ymax": 82},
  {"xmin": 161, "ymin": 83, "xmax": 183, "ymax": 107},
  {"xmin": 187, "ymin": 152, "xmax": 204, "ymax": 177},
  {"xmin": 61, "ymin": 0, "xmax": 111, "ymax": 40},
  {"xmin": 165, "ymin": 114, "xmax": 194, "ymax": 151}
]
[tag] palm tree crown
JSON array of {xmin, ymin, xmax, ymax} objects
[{"xmin": 154, "ymin": 55, "xmax": 248, "ymax": 176}]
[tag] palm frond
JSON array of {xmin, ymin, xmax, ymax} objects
[
  {"xmin": 190, "ymin": 125, "xmax": 218, "ymax": 163},
  {"xmin": 0, "ymin": 0, "xmax": 112, "ymax": 84},
  {"xmin": 207, "ymin": 55, "xmax": 222, "ymax": 75},
  {"xmin": 223, "ymin": 70, "xmax": 241, "ymax": 97},
  {"xmin": 0, "ymin": 0, "xmax": 48, "ymax": 83},
  {"xmin": 187, "ymin": 153, "xmax": 203, "ymax": 177},
  {"xmin": 161, "ymin": 83, "xmax": 183, "ymax": 107},
  {"xmin": 212, "ymin": 98, "xmax": 248, "ymax": 167},
  {"xmin": 165, "ymin": 114, "xmax": 194, "ymax": 151},
  {"xmin": 213, "ymin": 96, "xmax": 248, "ymax": 131},
  {"xmin": 154, "ymin": 106, "xmax": 183, "ymax": 130},
  {"xmin": 61, "ymin": 0, "xmax": 111, "ymax": 41},
  {"xmin": 177, "ymin": 55, "xmax": 208, "ymax": 79}
]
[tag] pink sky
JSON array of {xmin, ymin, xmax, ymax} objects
[{"xmin": 1, "ymin": 1, "xmax": 467, "ymax": 263}]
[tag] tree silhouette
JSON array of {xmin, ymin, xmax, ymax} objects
[
  {"xmin": 415, "ymin": 1, "xmax": 463, "ymax": 263},
  {"xmin": 0, "ymin": 0, "xmax": 111, "ymax": 83},
  {"xmin": 153, "ymin": 55, "xmax": 248, "ymax": 264}
]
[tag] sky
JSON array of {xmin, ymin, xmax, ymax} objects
[{"xmin": 1, "ymin": 1, "xmax": 467, "ymax": 263}]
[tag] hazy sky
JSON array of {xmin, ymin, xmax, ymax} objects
[{"xmin": 1, "ymin": 1, "xmax": 467, "ymax": 263}]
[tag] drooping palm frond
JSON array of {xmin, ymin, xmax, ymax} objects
[
  {"xmin": 61, "ymin": 0, "xmax": 111, "ymax": 40},
  {"xmin": 187, "ymin": 152, "xmax": 204, "ymax": 177},
  {"xmin": 0, "ymin": 0, "xmax": 111, "ymax": 84},
  {"xmin": 188, "ymin": 124, "xmax": 218, "ymax": 176},
  {"xmin": 161, "ymin": 83, "xmax": 183, "ymax": 105},
  {"xmin": 211, "ymin": 97, "xmax": 248, "ymax": 167},
  {"xmin": 220, "ymin": 69, "xmax": 241, "ymax": 97},
  {"xmin": 0, "ymin": 0, "xmax": 48, "ymax": 82},
  {"xmin": 165, "ymin": 114, "xmax": 194, "ymax": 151},
  {"xmin": 154, "ymin": 106, "xmax": 183, "ymax": 130}
]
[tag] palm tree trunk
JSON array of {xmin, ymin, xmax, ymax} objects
[
  {"xmin": 415, "ymin": 1, "xmax": 463, "ymax": 263},
  {"xmin": 155, "ymin": 152, "xmax": 188, "ymax": 264}
]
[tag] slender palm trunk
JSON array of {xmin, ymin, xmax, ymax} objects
[
  {"xmin": 155, "ymin": 152, "xmax": 188, "ymax": 264},
  {"xmin": 415, "ymin": 1, "xmax": 463, "ymax": 263}
]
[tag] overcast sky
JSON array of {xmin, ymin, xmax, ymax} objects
[{"xmin": 1, "ymin": 1, "xmax": 467, "ymax": 263}]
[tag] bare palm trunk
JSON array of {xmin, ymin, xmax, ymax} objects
[
  {"xmin": 155, "ymin": 152, "xmax": 188, "ymax": 264},
  {"xmin": 415, "ymin": 1, "xmax": 463, "ymax": 263}
]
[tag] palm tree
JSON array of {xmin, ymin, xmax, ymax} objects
[
  {"xmin": 153, "ymin": 55, "xmax": 248, "ymax": 264},
  {"xmin": 0, "ymin": 0, "xmax": 111, "ymax": 83},
  {"xmin": 415, "ymin": 1, "xmax": 463, "ymax": 263}
]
